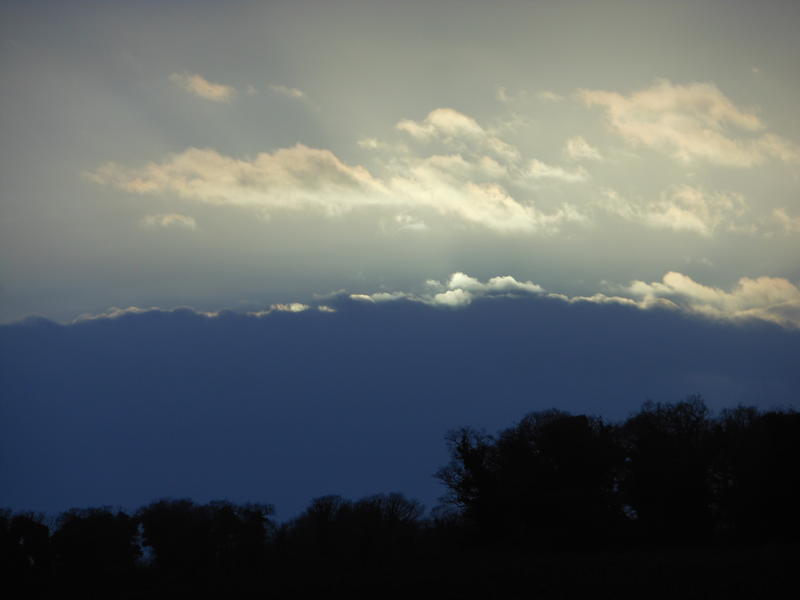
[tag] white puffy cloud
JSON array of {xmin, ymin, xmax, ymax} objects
[
  {"xmin": 169, "ymin": 72, "xmax": 236, "ymax": 103},
  {"xmin": 140, "ymin": 213, "xmax": 197, "ymax": 230},
  {"xmin": 270, "ymin": 302, "xmax": 310, "ymax": 313},
  {"xmin": 565, "ymin": 136, "xmax": 603, "ymax": 161},
  {"xmin": 598, "ymin": 186, "xmax": 749, "ymax": 236},
  {"xmin": 446, "ymin": 272, "xmax": 544, "ymax": 294},
  {"xmin": 432, "ymin": 289, "xmax": 472, "ymax": 307},
  {"xmin": 352, "ymin": 272, "xmax": 545, "ymax": 308},
  {"xmin": 579, "ymin": 79, "xmax": 800, "ymax": 166}
]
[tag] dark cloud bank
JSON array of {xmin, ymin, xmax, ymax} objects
[{"xmin": 1, "ymin": 294, "xmax": 798, "ymax": 518}]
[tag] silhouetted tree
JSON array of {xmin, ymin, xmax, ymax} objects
[
  {"xmin": 437, "ymin": 410, "xmax": 624, "ymax": 547},
  {"xmin": 136, "ymin": 499, "xmax": 274, "ymax": 581},
  {"xmin": 0, "ymin": 510, "xmax": 51, "ymax": 585},
  {"xmin": 713, "ymin": 406, "xmax": 800, "ymax": 542},
  {"xmin": 621, "ymin": 396, "xmax": 714, "ymax": 544},
  {"xmin": 284, "ymin": 493, "xmax": 423, "ymax": 562},
  {"xmin": 51, "ymin": 507, "xmax": 140, "ymax": 585}
]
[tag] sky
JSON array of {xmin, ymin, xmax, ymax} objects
[{"xmin": 1, "ymin": 0, "xmax": 799, "ymax": 518}]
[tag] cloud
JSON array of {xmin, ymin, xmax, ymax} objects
[
  {"xmin": 73, "ymin": 301, "xmax": 336, "ymax": 323},
  {"xmin": 527, "ymin": 159, "xmax": 587, "ymax": 182},
  {"xmin": 73, "ymin": 305, "xmax": 220, "ymax": 323},
  {"xmin": 433, "ymin": 288, "xmax": 473, "ymax": 307},
  {"xmin": 626, "ymin": 272, "xmax": 800, "ymax": 329},
  {"xmin": 269, "ymin": 84, "xmax": 318, "ymax": 108},
  {"xmin": 537, "ymin": 91, "xmax": 563, "ymax": 102},
  {"xmin": 445, "ymin": 272, "xmax": 544, "ymax": 295},
  {"xmin": 140, "ymin": 213, "xmax": 197, "ymax": 230},
  {"xmin": 495, "ymin": 86, "xmax": 510, "ymax": 102},
  {"xmin": 270, "ymin": 84, "xmax": 307, "ymax": 100},
  {"xmin": 396, "ymin": 108, "xmax": 519, "ymax": 161},
  {"xmin": 597, "ymin": 186, "xmax": 749, "ymax": 236},
  {"xmin": 579, "ymin": 79, "xmax": 800, "ymax": 166},
  {"xmin": 773, "ymin": 208, "xmax": 800, "ymax": 234},
  {"xmin": 88, "ymin": 140, "xmax": 585, "ymax": 234},
  {"xmin": 381, "ymin": 213, "xmax": 429, "ymax": 232},
  {"xmin": 349, "ymin": 271, "xmax": 800, "ymax": 329},
  {"xmin": 358, "ymin": 138, "xmax": 382, "ymax": 149},
  {"xmin": 87, "ymin": 145, "xmax": 385, "ymax": 216},
  {"xmin": 169, "ymin": 72, "xmax": 236, "ymax": 103},
  {"xmin": 66, "ymin": 270, "xmax": 800, "ymax": 330},
  {"xmin": 565, "ymin": 136, "xmax": 603, "ymax": 161},
  {"xmin": 352, "ymin": 272, "xmax": 545, "ymax": 307},
  {"xmin": 269, "ymin": 302, "xmax": 310, "ymax": 313}
]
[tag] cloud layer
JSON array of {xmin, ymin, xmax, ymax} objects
[
  {"xmin": 87, "ymin": 104, "xmax": 589, "ymax": 234},
  {"xmin": 351, "ymin": 271, "xmax": 800, "ymax": 329}
]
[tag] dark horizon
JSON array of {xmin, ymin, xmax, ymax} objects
[{"xmin": 3, "ymin": 293, "xmax": 797, "ymax": 520}]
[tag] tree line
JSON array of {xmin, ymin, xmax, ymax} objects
[{"xmin": 3, "ymin": 396, "xmax": 799, "ymax": 597}]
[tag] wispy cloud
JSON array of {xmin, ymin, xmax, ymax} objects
[
  {"xmin": 270, "ymin": 84, "xmax": 307, "ymax": 100},
  {"xmin": 564, "ymin": 136, "xmax": 603, "ymax": 161},
  {"xmin": 579, "ymin": 79, "xmax": 800, "ymax": 167},
  {"xmin": 537, "ymin": 90, "xmax": 564, "ymax": 102},
  {"xmin": 140, "ymin": 213, "xmax": 197, "ymax": 230},
  {"xmin": 527, "ymin": 159, "xmax": 587, "ymax": 182},
  {"xmin": 269, "ymin": 84, "xmax": 317, "ymax": 110},
  {"xmin": 773, "ymin": 208, "xmax": 800, "ymax": 234},
  {"xmin": 169, "ymin": 72, "xmax": 236, "ymax": 103},
  {"xmin": 396, "ymin": 108, "xmax": 519, "ymax": 161},
  {"xmin": 597, "ymin": 186, "xmax": 750, "ymax": 237}
]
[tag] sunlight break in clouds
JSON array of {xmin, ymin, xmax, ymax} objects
[
  {"xmin": 579, "ymin": 79, "xmax": 800, "ymax": 166},
  {"xmin": 169, "ymin": 72, "xmax": 236, "ymax": 103}
]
